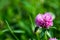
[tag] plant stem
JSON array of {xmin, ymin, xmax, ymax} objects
[
  {"xmin": 5, "ymin": 20, "xmax": 19, "ymax": 40},
  {"xmin": 45, "ymin": 30, "xmax": 47, "ymax": 40}
]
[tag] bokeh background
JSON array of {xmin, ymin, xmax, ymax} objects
[{"xmin": 0, "ymin": 0, "xmax": 60, "ymax": 40}]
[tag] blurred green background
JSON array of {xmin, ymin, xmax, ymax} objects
[{"xmin": 0, "ymin": 0, "xmax": 60, "ymax": 40}]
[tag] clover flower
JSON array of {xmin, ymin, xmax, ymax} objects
[
  {"xmin": 49, "ymin": 38, "xmax": 57, "ymax": 40},
  {"xmin": 35, "ymin": 12, "xmax": 54, "ymax": 29}
]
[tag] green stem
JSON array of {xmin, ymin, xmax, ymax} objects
[
  {"xmin": 29, "ymin": 15, "xmax": 34, "ymax": 30},
  {"xmin": 36, "ymin": 33, "xmax": 40, "ymax": 40},
  {"xmin": 5, "ymin": 20, "xmax": 19, "ymax": 40},
  {"xmin": 45, "ymin": 30, "xmax": 47, "ymax": 40}
]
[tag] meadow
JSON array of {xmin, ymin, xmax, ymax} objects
[{"xmin": 0, "ymin": 0, "xmax": 60, "ymax": 40}]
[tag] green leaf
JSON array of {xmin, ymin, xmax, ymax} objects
[
  {"xmin": 2, "ymin": 29, "xmax": 25, "ymax": 33},
  {"xmin": 46, "ymin": 31, "xmax": 52, "ymax": 38},
  {"xmin": 50, "ymin": 27, "xmax": 57, "ymax": 29},
  {"xmin": 5, "ymin": 20, "xmax": 19, "ymax": 40},
  {"xmin": 13, "ymin": 30, "xmax": 25, "ymax": 33}
]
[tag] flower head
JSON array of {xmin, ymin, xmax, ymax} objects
[
  {"xmin": 49, "ymin": 38, "xmax": 57, "ymax": 40},
  {"xmin": 35, "ymin": 12, "xmax": 54, "ymax": 29}
]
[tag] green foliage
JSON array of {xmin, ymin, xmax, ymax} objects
[{"xmin": 0, "ymin": 0, "xmax": 60, "ymax": 40}]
